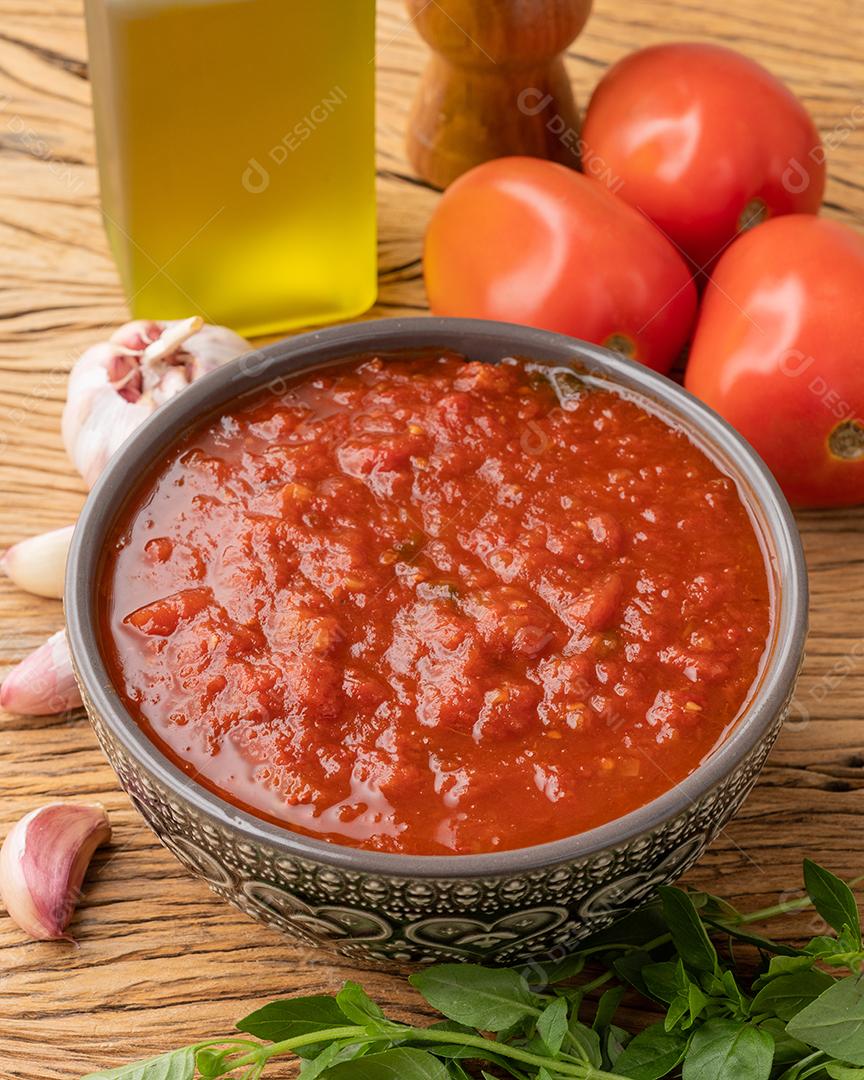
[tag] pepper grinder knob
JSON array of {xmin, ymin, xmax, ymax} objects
[{"xmin": 405, "ymin": 0, "xmax": 593, "ymax": 189}]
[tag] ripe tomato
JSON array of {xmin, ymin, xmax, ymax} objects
[
  {"xmin": 424, "ymin": 157, "xmax": 697, "ymax": 374},
  {"xmin": 685, "ymin": 216, "xmax": 864, "ymax": 508},
  {"xmin": 581, "ymin": 44, "xmax": 825, "ymax": 270}
]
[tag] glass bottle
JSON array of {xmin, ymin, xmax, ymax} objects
[{"xmin": 84, "ymin": 0, "xmax": 378, "ymax": 336}]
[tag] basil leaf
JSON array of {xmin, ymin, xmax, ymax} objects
[
  {"xmin": 593, "ymin": 986, "xmax": 625, "ymax": 1032},
  {"xmin": 336, "ymin": 983, "xmax": 389, "ymax": 1030},
  {"xmin": 642, "ymin": 961, "xmax": 680, "ymax": 1005},
  {"xmin": 720, "ymin": 969, "xmax": 745, "ymax": 1012},
  {"xmin": 665, "ymin": 994, "xmax": 690, "ymax": 1033},
  {"xmin": 531, "ymin": 954, "xmax": 587, "ymax": 985},
  {"xmin": 687, "ymin": 983, "xmax": 708, "ymax": 1026},
  {"xmin": 582, "ymin": 900, "xmax": 669, "ymax": 951},
  {"xmin": 757, "ymin": 1018, "xmax": 812, "ymax": 1065},
  {"xmin": 536, "ymin": 996, "xmax": 568, "ymax": 1056},
  {"xmin": 687, "ymin": 892, "xmax": 742, "ymax": 922},
  {"xmin": 568, "ymin": 1019, "xmax": 603, "ymax": 1068},
  {"xmin": 604, "ymin": 1023, "xmax": 632, "ymax": 1068},
  {"xmin": 300, "ymin": 1041, "xmax": 370, "ymax": 1080},
  {"xmin": 752, "ymin": 956, "xmax": 815, "ymax": 992},
  {"xmin": 82, "ymin": 1048, "xmax": 196, "ymax": 1080},
  {"xmin": 804, "ymin": 860, "xmax": 862, "ymax": 945},
  {"xmin": 787, "ymin": 975, "xmax": 864, "ymax": 1064},
  {"xmin": 660, "ymin": 888, "xmax": 719, "ymax": 975},
  {"xmin": 826, "ymin": 1065, "xmax": 864, "ymax": 1078},
  {"xmin": 615, "ymin": 951, "xmax": 660, "ymax": 1001},
  {"xmin": 682, "ymin": 1020, "xmax": 773, "ymax": 1080},
  {"xmin": 237, "ymin": 995, "xmax": 352, "ymax": 1056},
  {"xmin": 614, "ymin": 1023, "xmax": 688, "ymax": 1080},
  {"xmin": 321, "ymin": 1047, "xmax": 450, "ymax": 1079},
  {"xmin": 804, "ymin": 935, "xmax": 855, "ymax": 959},
  {"xmin": 194, "ymin": 1049, "xmax": 228, "ymax": 1078},
  {"xmin": 409, "ymin": 965, "xmax": 540, "ymax": 1032},
  {"xmin": 751, "ymin": 969, "xmax": 836, "ymax": 1021}
]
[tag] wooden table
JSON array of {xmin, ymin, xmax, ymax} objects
[{"xmin": 1, "ymin": 1, "xmax": 863, "ymax": 1076}]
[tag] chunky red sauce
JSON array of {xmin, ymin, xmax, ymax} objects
[{"xmin": 101, "ymin": 354, "xmax": 772, "ymax": 855}]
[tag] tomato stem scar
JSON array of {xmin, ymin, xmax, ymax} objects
[{"xmin": 828, "ymin": 418, "xmax": 864, "ymax": 461}]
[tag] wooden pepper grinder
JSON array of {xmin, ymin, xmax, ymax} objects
[{"xmin": 406, "ymin": 0, "xmax": 593, "ymax": 189}]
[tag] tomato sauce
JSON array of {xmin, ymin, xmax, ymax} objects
[{"xmin": 100, "ymin": 354, "xmax": 772, "ymax": 855}]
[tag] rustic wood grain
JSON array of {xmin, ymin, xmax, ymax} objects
[{"xmin": 1, "ymin": 0, "xmax": 863, "ymax": 1076}]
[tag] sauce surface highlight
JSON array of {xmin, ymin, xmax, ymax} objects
[{"xmin": 101, "ymin": 354, "xmax": 772, "ymax": 855}]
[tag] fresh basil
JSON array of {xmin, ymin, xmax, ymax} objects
[
  {"xmin": 681, "ymin": 1020, "xmax": 773, "ymax": 1080},
  {"xmin": 593, "ymin": 987, "xmax": 625, "ymax": 1032},
  {"xmin": 826, "ymin": 1064, "xmax": 864, "ymax": 1078},
  {"xmin": 82, "ymin": 1048, "xmax": 196, "ymax": 1080},
  {"xmin": 536, "ymin": 996, "xmax": 568, "ymax": 1056},
  {"xmin": 659, "ymin": 888, "xmax": 719, "ymax": 975},
  {"xmin": 804, "ymin": 860, "xmax": 862, "ymax": 945},
  {"xmin": 751, "ymin": 969, "xmax": 836, "ymax": 1021},
  {"xmin": 642, "ymin": 961, "xmax": 680, "ymax": 1005},
  {"xmin": 567, "ymin": 1019, "xmax": 603, "ymax": 1067},
  {"xmin": 614, "ymin": 1023, "xmax": 688, "ymax": 1079},
  {"xmin": 409, "ymin": 965, "xmax": 540, "ymax": 1031},
  {"xmin": 76, "ymin": 860, "xmax": 864, "ymax": 1080},
  {"xmin": 320, "ymin": 1048, "xmax": 449, "ymax": 1079},
  {"xmin": 335, "ymin": 983, "xmax": 390, "ymax": 1030},
  {"xmin": 787, "ymin": 976, "xmax": 864, "ymax": 1064},
  {"xmin": 298, "ymin": 1040, "xmax": 370, "ymax": 1080},
  {"xmin": 238, "ymin": 995, "xmax": 352, "ymax": 1054}
]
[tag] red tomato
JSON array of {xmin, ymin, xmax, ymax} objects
[
  {"xmin": 424, "ymin": 157, "xmax": 697, "ymax": 374},
  {"xmin": 685, "ymin": 216, "xmax": 864, "ymax": 508},
  {"xmin": 581, "ymin": 44, "xmax": 825, "ymax": 270}
]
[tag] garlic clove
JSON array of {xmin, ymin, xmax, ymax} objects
[
  {"xmin": 179, "ymin": 319, "xmax": 252, "ymax": 379},
  {"xmin": 0, "ymin": 525, "xmax": 75, "ymax": 599},
  {"xmin": 0, "ymin": 629, "xmax": 82, "ymax": 716},
  {"xmin": 0, "ymin": 803, "xmax": 111, "ymax": 940}
]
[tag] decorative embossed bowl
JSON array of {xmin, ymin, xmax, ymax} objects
[{"xmin": 66, "ymin": 318, "xmax": 807, "ymax": 966}]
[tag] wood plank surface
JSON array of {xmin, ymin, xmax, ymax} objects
[{"xmin": 1, "ymin": 0, "xmax": 863, "ymax": 1076}]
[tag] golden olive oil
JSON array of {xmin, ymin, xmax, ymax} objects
[{"xmin": 85, "ymin": 0, "xmax": 377, "ymax": 336}]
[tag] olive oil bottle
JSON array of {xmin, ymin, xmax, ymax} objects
[{"xmin": 84, "ymin": 0, "xmax": 377, "ymax": 336}]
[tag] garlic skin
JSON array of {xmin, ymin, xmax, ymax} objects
[
  {"xmin": 0, "ymin": 803, "xmax": 111, "ymax": 940},
  {"xmin": 62, "ymin": 317, "xmax": 251, "ymax": 488},
  {"xmin": 0, "ymin": 630, "xmax": 82, "ymax": 716},
  {"xmin": 0, "ymin": 525, "xmax": 74, "ymax": 600}
]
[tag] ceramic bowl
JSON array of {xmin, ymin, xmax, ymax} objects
[{"xmin": 66, "ymin": 318, "xmax": 807, "ymax": 966}]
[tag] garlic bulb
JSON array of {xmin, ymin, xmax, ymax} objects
[
  {"xmin": 0, "ymin": 317, "xmax": 251, "ymax": 716},
  {"xmin": 62, "ymin": 317, "xmax": 251, "ymax": 488},
  {"xmin": 0, "ymin": 802, "xmax": 111, "ymax": 940},
  {"xmin": 0, "ymin": 629, "xmax": 82, "ymax": 716},
  {"xmin": 0, "ymin": 525, "xmax": 74, "ymax": 599}
]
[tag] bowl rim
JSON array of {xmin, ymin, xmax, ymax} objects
[{"xmin": 66, "ymin": 316, "xmax": 808, "ymax": 879}]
